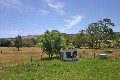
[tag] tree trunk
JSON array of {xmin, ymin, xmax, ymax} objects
[
  {"xmin": 98, "ymin": 42, "xmax": 101, "ymax": 49},
  {"xmin": 17, "ymin": 47, "xmax": 20, "ymax": 51},
  {"xmin": 51, "ymin": 54, "xmax": 53, "ymax": 58},
  {"xmin": 48, "ymin": 54, "xmax": 50, "ymax": 59}
]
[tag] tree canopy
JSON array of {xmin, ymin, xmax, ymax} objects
[
  {"xmin": 15, "ymin": 35, "xmax": 22, "ymax": 51},
  {"xmin": 39, "ymin": 30, "xmax": 65, "ymax": 58}
]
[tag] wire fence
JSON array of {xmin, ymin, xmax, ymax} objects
[
  {"xmin": 78, "ymin": 53, "xmax": 120, "ymax": 59},
  {"xmin": 0, "ymin": 47, "xmax": 120, "ymax": 69}
]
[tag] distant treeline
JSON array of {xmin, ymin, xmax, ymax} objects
[{"xmin": 0, "ymin": 18, "xmax": 120, "ymax": 49}]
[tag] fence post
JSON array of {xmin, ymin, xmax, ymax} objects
[
  {"xmin": 30, "ymin": 57, "xmax": 33, "ymax": 63},
  {"xmin": 116, "ymin": 54, "xmax": 117, "ymax": 58},
  {"xmin": 41, "ymin": 55, "xmax": 42, "ymax": 59},
  {"xmin": 94, "ymin": 53, "xmax": 96, "ymax": 58},
  {"xmin": 79, "ymin": 53, "xmax": 81, "ymax": 58}
]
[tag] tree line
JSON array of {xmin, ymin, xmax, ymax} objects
[
  {"xmin": 39, "ymin": 18, "xmax": 120, "ymax": 58},
  {"xmin": 0, "ymin": 35, "xmax": 38, "ymax": 49},
  {"xmin": 0, "ymin": 18, "xmax": 120, "ymax": 57}
]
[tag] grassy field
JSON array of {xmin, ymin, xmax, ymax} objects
[
  {"xmin": 0, "ymin": 47, "xmax": 120, "ymax": 80},
  {"xmin": 0, "ymin": 47, "xmax": 120, "ymax": 66},
  {"xmin": 0, "ymin": 47, "xmax": 44, "ymax": 66},
  {"xmin": 0, "ymin": 58, "xmax": 120, "ymax": 80}
]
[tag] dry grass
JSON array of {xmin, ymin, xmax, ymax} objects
[
  {"xmin": 0, "ymin": 47, "xmax": 120, "ymax": 80},
  {"xmin": 0, "ymin": 47, "xmax": 43, "ymax": 66},
  {"xmin": 0, "ymin": 47, "xmax": 120, "ymax": 66},
  {"xmin": 0, "ymin": 47, "xmax": 41, "ymax": 54},
  {"xmin": 77, "ymin": 48, "xmax": 120, "ymax": 58}
]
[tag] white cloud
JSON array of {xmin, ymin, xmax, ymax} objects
[
  {"xmin": 39, "ymin": 10, "xmax": 50, "ymax": 15},
  {"xmin": 60, "ymin": 15, "xmax": 84, "ymax": 32},
  {"xmin": 44, "ymin": 0, "xmax": 65, "ymax": 15},
  {"xmin": 64, "ymin": 15, "xmax": 84, "ymax": 27},
  {"xmin": 0, "ymin": 0, "xmax": 23, "ymax": 8}
]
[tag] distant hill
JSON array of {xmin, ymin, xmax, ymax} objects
[
  {"xmin": 62, "ymin": 32, "xmax": 120, "ymax": 37},
  {"xmin": 0, "ymin": 32, "xmax": 120, "ymax": 39},
  {"xmin": 114, "ymin": 32, "xmax": 120, "ymax": 35},
  {"xmin": 61, "ymin": 33, "xmax": 76, "ymax": 36}
]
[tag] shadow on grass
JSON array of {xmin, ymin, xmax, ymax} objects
[
  {"xmin": 41, "ymin": 57, "xmax": 60, "ymax": 61},
  {"xmin": 41, "ymin": 57, "xmax": 79, "ymax": 62}
]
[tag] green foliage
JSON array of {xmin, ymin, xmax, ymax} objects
[
  {"xmin": 0, "ymin": 39, "xmax": 12, "ymax": 47},
  {"xmin": 71, "ymin": 18, "xmax": 116, "ymax": 49},
  {"xmin": 103, "ymin": 44, "xmax": 110, "ymax": 48},
  {"xmin": 113, "ymin": 34, "xmax": 120, "ymax": 48},
  {"xmin": 31, "ymin": 38, "xmax": 38, "ymax": 46},
  {"xmin": 22, "ymin": 39, "xmax": 36, "ymax": 47},
  {"xmin": 0, "ymin": 18, "xmax": 118, "ymax": 49},
  {"xmin": 62, "ymin": 34, "xmax": 73, "ymax": 47},
  {"xmin": 97, "ymin": 18, "xmax": 115, "ymax": 42},
  {"xmin": 14, "ymin": 35, "xmax": 22, "ymax": 51},
  {"xmin": 86, "ymin": 18, "xmax": 115, "ymax": 49},
  {"xmin": 86, "ymin": 23, "xmax": 100, "ymax": 49},
  {"xmin": 1, "ymin": 58, "xmax": 120, "ymax": 80},
  {"xmin": 39, "ymin": 30, "xmax": 64, "ymax": 58},
  {"xmin": 72, "ymin": 30, "xmax": 87, "ymax": 48}
]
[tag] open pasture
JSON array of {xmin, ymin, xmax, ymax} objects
[
  {"xmin": 0, "ymin": 58, "xmax": 120, "ymax": 80},
  {"xmin": 0, "ymin": 47, "xmax": 120, "ymax": 80},
  {"xmin": 0, "ymin": 47, "xmax": 43, "ymax": 66},
  {"xmin": 0, "ymin": 47, "xmax": 120, "ymax": 66}
]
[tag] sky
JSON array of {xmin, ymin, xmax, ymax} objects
[{"xmin": 0, "ymin": 0, "xmax": 120, "ymax": 38}]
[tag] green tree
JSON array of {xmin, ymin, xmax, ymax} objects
[
  {"xmin": 51, "ymin": 30, "xmax": 63, "ymax": 55},
  {"xmin": 79, "ymin": 30, "xmax": 87, "ymax": 48},
  {"xmin": 86, "ymin": 18, "xmax": 115, "ymax": 49},
  {"xmin": 72, "ymin": 30, "xmax": 87, "ymax": 48},
  {"xmin": 72, "ymin": 33, "xmax": 81, "ymax": 48},
  {"xmin": 22, "ymin": 39, "xmax": 27, "ymax": 47},
  {"xmin": 0, "ymin": 39, "xmax": 7, "ymax": 47},
  {"xmin": 22, "ymin": 38, "xmax": 38, "ymax": 47},
  {"xmin": 97, "ymin": 18, "xmax": 115, "ymax": 48},
  {"xmin": 31, "ymin": 38, "xmax": 38, "ymax": 46},
  {"xmin": 86, "ymin": 23, "xmax": 100, "ymax": 49},
  {"xmin": 0, "ymin": 39, "xmax": 11, "ymax": 47},
  {"xmin": 114, "ymin": 34, "xmax": 120, "ymax": 48},
  {"xmin": 22, "ymin": 39, "xmax": 33, "ymax": 47},
  {"xmin": 40, "ymin": 30, "xmax": 64, "ymax": 58},
  {"xmin": 15, "ymin": 35, "xmax": 22, "ymax": 51},
  {"xmin": 62, "ymin": 34, "xmax": 72, "ymax": 47},
  {"xmin": 5, "ymin": 40, "xmax": 11, "ymax": 47}
]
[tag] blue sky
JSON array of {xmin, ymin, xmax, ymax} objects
[{"xmin": 0, "ymin": 0, "xmax": 120, "ymax": 38}]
